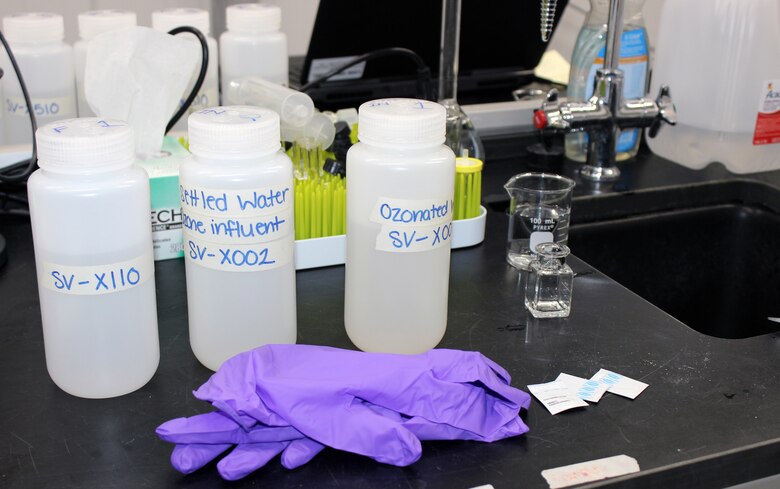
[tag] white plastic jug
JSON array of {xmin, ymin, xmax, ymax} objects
[{"xmin": 647, "ymin": 0, "xmax": 780, "ymax": 173}]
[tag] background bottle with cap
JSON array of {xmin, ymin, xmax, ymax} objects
[
  {"xmin": 345, "ymin": 98, "xmax": 456, "ymax": 354},
  {"xmin": 219, "ymin": 3, "xmax": 288, "ymax": 90},
  {"xmin": 152, "ymin": 7, "xmax": 220, "ymax": 133},
  {"xmin": 27, "ymin": 118, "xmax": 159, "ymax": 399},
  {"xmin": 74, "ymin": 10, "xmax": 137, "ymax": 117},
  {"xmin": 1, "ymin": 12, "xmax": 77, "ymax": 145},
  {"xmin": 180, "ymin": 106, "xmax": 296, "ymax": 371}
]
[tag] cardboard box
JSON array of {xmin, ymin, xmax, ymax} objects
[{"xmin": 135, "ymin": 136, "xmax": 189, "ymax": 261}]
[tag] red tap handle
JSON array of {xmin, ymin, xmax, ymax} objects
[{"xmin": 533, "ymin": 110, "xmax": 548, "ymax": 129}]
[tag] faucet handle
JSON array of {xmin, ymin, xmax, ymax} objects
[
  {"xmin": 648, "ymin": 85, "xmax": 677, "ymax": 138},
  {"xmin": 544, "ymin": 88, "xmax": 559, "ymax": 104}
]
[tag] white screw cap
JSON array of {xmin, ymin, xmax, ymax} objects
[
  {"xmin": 226, "ymin": 4, "xmax": 281, "ymax": 33},
  {"xmin": 3, "ymin": 12, "xmax": 64, "ymax": 44},
  {"xmin": 78, "ymin": 10, "xmax": 137, "ymax": 40},
  {"xmin": 152, "ymin": 8, "xmax": 210, "ymax": 36},
  {"xmin": 188, "ymin": 106, "xmax": 281, "ymax": 157},
  {"xmin": 36, "ymin": 118, "xmax": 135, "ymax": 173},
  {"xmin": 358, "ymin": 99, "xmax": 446, "ymax": 147}
]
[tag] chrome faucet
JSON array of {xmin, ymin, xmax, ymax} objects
[{"xmin": 535, "ymin": 0, "xmax": 677, "ymax": 181}]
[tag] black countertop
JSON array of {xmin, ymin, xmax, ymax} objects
[{"xmin": 1, "ymin": 136, "xmax": 780, "ymax": 489}]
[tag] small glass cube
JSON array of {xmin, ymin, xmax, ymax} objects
[{"xmin": 525, "ymin": 243, "xmax": 573, "ymax": 318}]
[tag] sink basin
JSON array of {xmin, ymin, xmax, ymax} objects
[{"xmin": 568, "ymin": 180, "xmax": 780, "ymax": 339}]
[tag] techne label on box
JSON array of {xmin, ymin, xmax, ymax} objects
[
  {"xmin": 371, "ymin": 197, "xmax": 454, "ymax": 253},
  {"xmin": 40, "ymin": 251, "xmax": 154, "ymax": 296}
]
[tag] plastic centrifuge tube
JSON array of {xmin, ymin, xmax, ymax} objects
[{"xmin": 225, "ymin": 76, "xmax": 314, "ymax": 127}]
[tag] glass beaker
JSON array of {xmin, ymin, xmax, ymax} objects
[
  {"xmin": 504, "ymin": 172, "xmax": 575, "ymax": 270},
  {"xmin": 525, "ymin": 242, "xmax": 574, "ymax": 318}
]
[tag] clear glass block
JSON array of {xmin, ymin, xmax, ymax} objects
[{"xmin": 525, "ymin": 243, "xmax": 574, "ymax": 318}]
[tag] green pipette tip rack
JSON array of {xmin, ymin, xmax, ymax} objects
[
  {"xmin": 454, "ymin": 157, "xmax": 483, "ymax": 220},
  {"xmin": 289, "ymin": 143, "xmax": 347, "ymax": 240}
]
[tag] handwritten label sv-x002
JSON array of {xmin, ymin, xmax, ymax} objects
[
  {"xmin": 40, "ymin": 251, "xmax": 154, "ymax": 295},
  {"xmin": 185, "ymin": 233, "xmax": 292, "ymax": 272},
  {"xmin": 370, "ymin": 197, "xmax": 454, "ymax": 253}
]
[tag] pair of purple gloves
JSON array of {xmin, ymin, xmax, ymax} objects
[{"xmin": 156, "ymin": 344, "xmax": 531, "ymax": 480}]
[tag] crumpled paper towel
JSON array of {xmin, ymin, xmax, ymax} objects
[{"xmin": 85, "ymin": 26, "xmax": 199, "ymax": 157}]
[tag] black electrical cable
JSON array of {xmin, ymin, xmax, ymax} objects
[
  {"xmin": 299, "ymin": 47, "xmax": 433, "ymax": 101},
  {"xmin": 165, "ymin": 26, "xmax": 209, "ymax": 134},
  {"xmin": 0, "ymin": 29, "xmax": 38, "ymax": 185}
]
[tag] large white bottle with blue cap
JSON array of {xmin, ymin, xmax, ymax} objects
[
  {"xmin": 28, "ymin": 118, "xmax": 159, "ymax": 398},
  {"xmin": 181, "ymin": 106, "xmax": 296, "ymax": 371},
  {"xmin": 345, "ymin": 99, "xmax": 456, "ymax": 354}
]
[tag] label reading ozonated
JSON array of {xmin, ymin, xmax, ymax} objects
[
  {"xmin": 371, "ymin": 197, "xmax": 453, "ymax": 253},
  {"xmin": 40, "ymin": 251, "xmax": 154, "ymax": 295}
]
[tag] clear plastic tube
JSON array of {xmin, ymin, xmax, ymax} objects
[{"xmin": 226, "ymin": 76, "xmax": 314, "ymax": 127}]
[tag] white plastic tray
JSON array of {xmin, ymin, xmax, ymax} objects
[{"xmin": 294, "ymin": 206, "xmax": 487, "ymax": 270}]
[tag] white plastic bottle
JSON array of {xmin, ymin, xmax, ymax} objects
[
  {"xmin": 27, "ymin": 118, "xmax": 159, "ymax": 398},
  {"xmin": 566, "ymin": 0, "xmax": 648, "ymax": 162},
  {"xmin": 152, "ymin": 8, "xmax": 220, "ymax": 133},
  {"xmin": 220, "ymin": 4, "xmax": 288, "ymax": 91},
  {"xmin": 74, "ymin": 10, "xmax": 137, "ymax": 117},
  {"xmin": 647, "ymin": 0, "xmax": 780, "ymax": 173},
  {"xmin": 180, "ymin": 106, "xmax": 296, "ymax": 370},
  {"xmin": 1, "ymin": 13, "xmax": 77, "ymax": 145},
  {"xmin": 345, "ymin": 99, "xmax": 455, "ymax": 354}
]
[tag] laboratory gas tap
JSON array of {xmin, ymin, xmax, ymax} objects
[{"xmin": 535, "ymin": 0, "xmax": 677, "ymax": 182}]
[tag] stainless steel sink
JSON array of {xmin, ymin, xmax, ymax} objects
[{"xmin": 568, "ymin": 180, "xmax": 780, "ymax": 339}]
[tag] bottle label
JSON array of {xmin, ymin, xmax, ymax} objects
[
  {"xmin": 370, "ymin": 197, "xmax": 454, "ymax": 253},
  {"xmin": 180, "ymin": 183, "xmax": 293, "ymax": 271},
  {"xmin": 179, "ymin": 184, "xmax": 292, "ymax": 217},
  {"xmin": 5, "ymin": 95, "xmax": 75, "ymax": 118},
  {"xmin": 39, "ymin": 251, "xmax": 154, "ymax": 296},
  {"xmin": 753, "ymin": 79, "xmax": 780, "ymax": 145},
  {"xmin": 182, "ymin": 206, "xmax": 293, "ymax": 244},
  {"xmin": 184, "ymin": 233, "xmax": 292, "ymax": 271},
  {"xmin": 586, "ymin": 29, "xmax": 649, "ymax": 152}
]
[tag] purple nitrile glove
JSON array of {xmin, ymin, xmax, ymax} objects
[
  {"xmin": 157, "ymin": 411, "xmax": 325, "ymax": 480},
  {"xmin": 157, "ymin": 398, "xmax": 523, "ymax": 480},
  {"xmin": 193, "ymin": 345, "xmax": 531, "ymax": 464}
]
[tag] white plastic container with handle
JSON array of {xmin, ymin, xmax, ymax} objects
[{"xmin": 647, "ymin": 0, "xmax": 780, "ymax": 173}]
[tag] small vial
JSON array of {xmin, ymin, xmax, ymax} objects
[
  {"xmin": 152, "ymin": 8, "xmax": 220, "ymax": 132},
  {"xmin": 525, "ymin": 243, "xmax": 574, "ymax": 318},
  {"xmin": 1, "ymin": 13, "xmax": 77, "ymax": 145},
  {"xmin": 75, "ymin": 10, "xmax": 137, "ymax": 117},
  {"xmin": 181, "ymin": 106, "xmax": 296, "ymax": 371},
  {"xmin": 28, "ymin": 118, "xmax": 160, "ymax": 398},
  {"xmin": 220, "ymin": 4, "xmax": 288, "ymax": 90}
]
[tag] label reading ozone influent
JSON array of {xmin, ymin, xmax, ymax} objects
[
  {"xmin": 40, "ymin": 251, "xmax": 154, "ymax": 296},
  {"xmin": 371, "ymin": 197, "xmax": 453, "ymax": 253}
]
